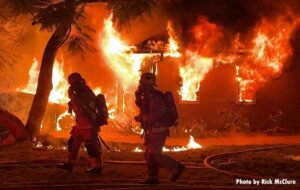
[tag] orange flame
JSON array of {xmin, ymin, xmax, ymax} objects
[
  {"xmin": 179, "ymin": 52, "xmax": 213, "ymax": 101},
  {"xmin": 18, "ymin": 58, "xmax": 68, "ymax": 104},
  {"xmin": 17, "ymin": 58, "xmax": 39, "ymax": 94},
  {"xmin": 133, "ymin": 135, "xmax": 202, "ymax": 152},
  {"xmin": 18, "ymin": 58, "xmax": 115, "ymax": 130},
  {"xmin": 100, "ymin": 15, "xmax": 150, "ymax": 89},
  {"xmin": 49, "ymin": 60, "xmax": 69, "ymax": 104},
  {"xmin": 237, "ymin": 15, "xmax": 299, "ymax": 102},
  {"xmin": 166, "ymin": 21, "xmax": 181, "ymax": 58},
  {"xmin": 177, "ymin": 17, "xmax": 222, "ymax": 101}
]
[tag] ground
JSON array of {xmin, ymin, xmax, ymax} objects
[{"xmin": 0, "ymin": 128, "xmax": 300, "ymax": 190}]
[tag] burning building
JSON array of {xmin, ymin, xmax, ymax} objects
[{"xmin": 1, "ymin": 0, "xmax": 300, "ymax": 138}]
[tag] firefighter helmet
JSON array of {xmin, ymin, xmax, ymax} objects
[
  {"xmin": 68, "ymin": 72, "xmax": 83, "ymax": 85},
  {"xmin": 140, "ymin": 72, "xmax": 157, "ymax": 87}
]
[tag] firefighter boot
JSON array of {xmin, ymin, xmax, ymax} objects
[
  {"xmin": 57, "ymin": 152, "xmax": 75, "ymax": 172},
  {"xmin": 170, "ymin": 162, "xmax": 185, "ymax": 182},
  {"xmin": 139, "ymin": 176, "xmax": 159, "ymax": 185},
  {"xmin": 86, "ymin": 157, "xmax": 102, "ymax": 174},
  {"xmin": 57, "ymin": 162, "xmax": 74, "ymax": 172}
]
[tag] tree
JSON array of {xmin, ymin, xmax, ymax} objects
[
  {"xmin": 0, "ymin": 13, "xmax": 21, "ymax": 70},
  {"xmin": 0, "ymin": 0, "xmax": 155, "ymax": 140}
]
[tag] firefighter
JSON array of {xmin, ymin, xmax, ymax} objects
[
  {"xmin": 58, "ymin": 72, "xmax": 102, "ymax": 174},
  {"xmin": 135, "ymin": 72, "xmax": 185, "ymax": 184}
]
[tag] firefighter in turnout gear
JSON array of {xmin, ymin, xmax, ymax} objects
[
  {"xmin": 135, "ymin": 72, "xmax": 185, "ymax": 184},
  {"xmin": 58, "ymin": 73, "xmax": 103, "ymax": 174}
]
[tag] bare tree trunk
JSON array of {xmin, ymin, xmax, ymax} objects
[{"xmin": 25, "ymin": 26, "xmax": 70, "ymax": 138}]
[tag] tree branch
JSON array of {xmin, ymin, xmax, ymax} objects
[{"xmin": 74, "ymin": 0, "xmax": 107, "ymax": 6}]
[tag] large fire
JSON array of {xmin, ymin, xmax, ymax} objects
[
  {"xmin": 99, "ymin": 15, "xmax": 220, "ymax": 102},
  {"xmin": 18, "ymin": 58, "xmax": 109, "ymax": 130},
  {"xmin": 166, "ymin": 21, "xmax": 181, "ymax": 58},
  {"xmin": 17, "ymin": 58, "xmax": 39, "ymax": 95},
  {"xmin": 236, "ymin": 15, "xmax": 299, "ymax": 102},
  {"xmin": 179, "ymin": 52, "xmax": 213, "ymax": 101},
  {"xmin": 166, "ymin": 14, "xmax": 299, "ymax": 103},
  {"xmin": 178, "ymin": 17, "xmax": 223, "ymax": 101},
  {"xmin": 166, "ymin": 21, "xmax": 216, "ymax": 101},
  {"xmin": 18, "ymin": 58, "xmax": 68, "ymax": 104},
  {"xmin": 15, "ymin": 12, "xmax": 299, "ymax": 135},
  {"xmin": 100, "ymin": 15, "xmax": 149, "ymax": 89}
]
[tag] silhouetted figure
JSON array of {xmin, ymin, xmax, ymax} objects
[
  {"xmin": 135, "ymin": 72, "xmax": 185, "ymax": 184},
  {"xmin": 58, "ymin": 73, "xmax": 102, "ymax": 174}
]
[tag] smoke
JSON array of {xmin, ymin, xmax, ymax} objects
[{"xmin": 159, "ymin": 0, "xmax": 300, "ymax": 48}]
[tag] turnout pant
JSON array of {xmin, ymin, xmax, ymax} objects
[
  {"xmin": 67, "ymin": 127, "xmax": 102, "ymax": 166},
  {"xmin": 145, "ymin": 132, "xmax": 178, "ymax": 178}
]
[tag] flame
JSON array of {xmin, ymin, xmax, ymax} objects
[
  {"xmin": 49, "ymin": 60, "xmax": 69, "ymax": 104},
  {"xmin": 237, "ymin": 15, "xmax": 299, "ymax": 102},
  {"xmin": 163, "ymin": 135, "xmax": 202, "ymax": 152},
  {"xmin": 17, "ymin": 58, "xmax": 39, "ymax": 94},
  {"xmin": 100, "ymin": 15, "xmax": 148, "ymax": 89},
  {"xmin": 187, "ymin": 135, "xmax": 202, "ymax": 149},
  {"xmin": 18, "ymin": 58, "xmax": 69, "ymax": 104},
  {"xmin": 93, "ymin": 87, "xmax": 102, "ymax": 95},
  {"xmin": 100, "ymin": 16, "xmax": 218, "ymax": 102},
  {"xmin": 166, "ymin": 21, "xmax": 181, "ymax": 58},
  {"xmin": 133, "ymin": 135, "xmax": 202, "ymax": 153},
  {"xmin": 177, "ymin": 17, "xmax": 223, "ymax": 101},
  {"xmin": 179, "ymin": 52, "xmax": 213, "ymax": 101},
  {"xmin": 19, "ymin": 59, "xmax": 115, "ymax": 131}
]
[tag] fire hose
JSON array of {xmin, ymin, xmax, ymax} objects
[
  {"xmin": 0, "ymin": 144, "xmax": 298, "ymax": 172},
  {"xmin": 0, "ymin": 144, "xmax": 299, "ymax": 189},
  {"xmin": 203, "ymin": 144, "xmax": 299, "ymax": 179}
]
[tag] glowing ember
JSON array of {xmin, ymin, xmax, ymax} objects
[
  {"xmin": 113, "ymin": 147, "xmax": 121, "ymax": 152},
  {"xmin": 179, "ymin": 51, "xmax": 213, "ymax": 101},
  {"xmin": 131, "ymin": 127, "xmax": 143, "ymax": 135},
  {"xmin": 237, "ymin": 15, "xmax": 300, "ymax": 102},
  {"xmin": 133, "ymin": 147, "xmax": 143, "ymax": 153},
  {"xmin": 34, "ymin": 141, "xmax": 43, "ymax": 148}
]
